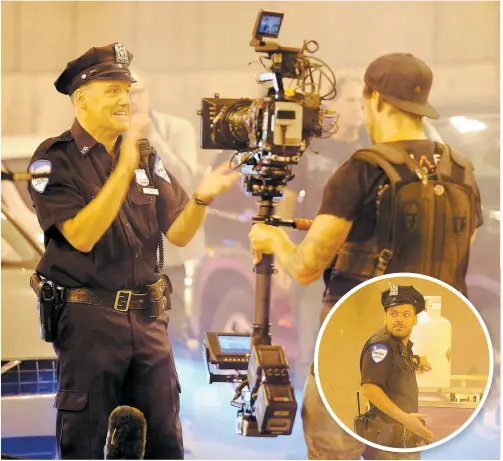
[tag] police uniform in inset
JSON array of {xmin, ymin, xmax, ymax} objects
[
  {"xmin": 28, "ymin": 44, "xmax": 186, "ymax": 459},
  {"xmin": 358, "ymin": 285, "xmax": 425, "ymax": 450}
]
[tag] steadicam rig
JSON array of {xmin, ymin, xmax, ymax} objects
[{"xmin": 199, "ymin": 9, "xmax": 337, "ymax": 438}]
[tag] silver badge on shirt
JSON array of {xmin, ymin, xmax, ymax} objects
[{"xmin": 134, "ymin": 169, "xmax": 150, "ymax": 186}]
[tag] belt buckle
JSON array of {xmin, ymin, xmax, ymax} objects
[{"xmin": 114, "ymin": 290, "xmax": 132, "ymax": 312}]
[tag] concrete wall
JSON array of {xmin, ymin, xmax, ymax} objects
[{"xmin": 2, "ymin": 1, "xmax": 500, "ymax": 139}]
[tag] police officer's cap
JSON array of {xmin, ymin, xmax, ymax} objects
[
  {"xmin": 55, "ymin": 43, "xmax": 137, "ymax": 96},
  {"xmin": 381, "ymin": 284, "xmax": 425, "ymax": 314}
]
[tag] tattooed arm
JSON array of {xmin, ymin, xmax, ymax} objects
[{"xmin": 249, "ymin": 215, "xmax": 353, "ymax": 285}]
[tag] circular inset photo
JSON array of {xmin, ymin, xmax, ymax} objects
[{"xmin": 314, "ymin": 273, "xmax": 493, "ymax": 454}]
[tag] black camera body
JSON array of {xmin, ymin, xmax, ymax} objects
[{"xmin": 198, "ymin": 9, "xmax": 334, "ymax": 200}]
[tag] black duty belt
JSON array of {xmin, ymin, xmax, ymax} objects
[
  {"xmin": 61, "ymin": 277, "xmax": 166, "ymax": 313},
  {"xmin": 63, "ymin": 288, "xmax": 149, "ymax": 311}
]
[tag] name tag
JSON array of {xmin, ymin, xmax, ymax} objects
[{"xmin": 143, "ymin": 187, "xmax": 159, "ymax": 195}]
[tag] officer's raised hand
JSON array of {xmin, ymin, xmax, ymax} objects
[
  {"xmin": 194, "ymin": 162, "xmax": 241, "ymax": 203},
  {"xmin": 165, "ymin": 162, "xmax": 241, "ymax": 248},
  {"xmin": 401, "ymin": 413, "xmax": 433, "ymax": 442},
  {"xmin": 118, "ymin": 113, "xmax": 152, "ymax": 172}
]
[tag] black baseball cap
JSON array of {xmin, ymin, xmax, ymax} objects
[
  {"xmin": 381, "ymin": 284, "xmax": 425, "ymax": 314},
  {"xmin": 55, "ymin": 43, "xmax": 137, "ymax": 96},
  {"xmin": 364, "ymin": 53, "xmax": 439, "ymax": 119}
]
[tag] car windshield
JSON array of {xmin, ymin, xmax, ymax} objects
[{"xmin": 1, "ymin": 211, "xmax": 40, "ymax": 267}]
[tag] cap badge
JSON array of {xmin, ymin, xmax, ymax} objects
[
  {"xmin": 390, "ymin": 284, "xmax": 399, "ymax": 296},
  {"xmin": 114, "ymin": 43, "xmax": 129, "ymax": 64},
  {"xmin": 414, "ymin": 86, "xmax": 421, "ymax": 93}
]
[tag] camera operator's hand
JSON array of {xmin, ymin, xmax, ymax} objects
[
  {"xmin": 194, "ymin": 162, "xmax": 241, "ymax": 203},
  {"xmin": 249, "ymin": 223, "xmax": 285, "ymax": 265}
]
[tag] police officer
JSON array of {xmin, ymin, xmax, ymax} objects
[
  {"xmin": 249, "ymin": 53, "xmax": 483, "ymax": 459},
  {"xmin": 27, "ymin": 43, "xmax": 239, "ymax": 459},
  {"xmin": 358, "ymin": 284, "xmax": 433, "ymax": 451}
]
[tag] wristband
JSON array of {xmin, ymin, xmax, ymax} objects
[{"xmin": 193, "ymin": 194, "xmax": 213, "ymax": 206}]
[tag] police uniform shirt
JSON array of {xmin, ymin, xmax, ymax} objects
[
  {"xmin": 360, "ymin": 327, "xmax": 419, "ymax": 418},
  {"xmin": 27, "ymin": 119, "xmax": 189, "ymax": 291}
]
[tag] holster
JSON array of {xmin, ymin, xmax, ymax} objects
[
  {"xmin": 146, "ymin": 276, "xmax": 171, "ymax": 318},
  {"xmin": 353, "ymin": 414, "xmax": 369, "ymax": 438},
  {"xmin": 362, "ymin": 413, "xmax": 423, "ymax": 448},
  {"xmin": 30, "ymin": 273, "xmax": 61, "ymax": 343},
  {"xmin": 354, "ymin": 408, "xmax": 378, "ymax": 440}
]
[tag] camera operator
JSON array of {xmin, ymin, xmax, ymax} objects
[
  {"xmin": 249, "ymin": 52, "xmax": 483, "ymax": 459},
  {"xmin": 288, "ymin": 73, "xmax": 370, "ymax": 386},
  {"xmin": 27, "ymin": 43, "xmax": 239, "ymax": 460}
]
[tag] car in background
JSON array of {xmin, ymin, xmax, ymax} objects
[{"xmin": 1, "ymin": 205, "xmax": 57, "ymax": 460}]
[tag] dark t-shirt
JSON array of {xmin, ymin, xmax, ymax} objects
[
  {"xmin": 290, "ymin": 129, "xmax": 370, "ymax": 221},
  {"xmin": 28, "ymin": 119, "xmax": 189, "ymax": 291}
]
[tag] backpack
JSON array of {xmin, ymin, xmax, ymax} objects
[{"xmin": 332, "ymin": 142, "xmax": 478, "ymax": 295}]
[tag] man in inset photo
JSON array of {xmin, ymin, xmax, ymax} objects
[{"xmin": 356, "ymin": 284, "xmax": 434, "ymax": 449}]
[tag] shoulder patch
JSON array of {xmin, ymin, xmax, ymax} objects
[
  {"xmin": 29, "ymin": 159, "xmax": 52, "ymax": 193},
  {"xmin": 370, "ymin": 344, "xmax": 389, "ymax": 363},
  {"xmin": 154, "ymin": 154, "xmax": 171, "ymax": 184}
]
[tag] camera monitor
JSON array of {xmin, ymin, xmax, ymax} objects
[
  {"xmin": 218, "ymin": 334, "xmax": 251, "ymax": 354},
  {"xmin": 254, "ymin": 11, "xmax": 284, "ymax": 39},
  {"xmin": 204, "ymin": 332, "xmax": 251, "ymax": 371}
]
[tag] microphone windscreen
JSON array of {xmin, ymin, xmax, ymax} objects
[
  {"xmin": 105, "ymin": 406, "xmax": 147, "ymax": 460},
  {"xmin": 137, "ymin": 139, "xmax": 151, "ymax": 161}
]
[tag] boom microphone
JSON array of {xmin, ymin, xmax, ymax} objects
[{"xmin": 104, "ymin": 406, "xmax": 147, "ymax": 460}]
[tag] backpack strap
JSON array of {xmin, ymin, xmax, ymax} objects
[
  {"xmin": 354, "ymin": 143, "xmax": 426, "ymax": 182},
  {"xmin": 352, "ymin": 144, "xmax": 423, "ymax": 277},
  {"xmin": 436, "ymin": 143, "xmax": 476, "ymax": 188}
]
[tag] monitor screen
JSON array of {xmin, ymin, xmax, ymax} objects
[
  {"xmin": 257, "ymin": 13, "xmax": 283, "ymax": 38},
  {"xmin": 217, "ymin": 335, "xmax": 251, "ymax": 354}
]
